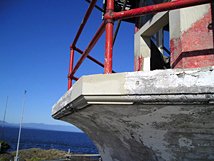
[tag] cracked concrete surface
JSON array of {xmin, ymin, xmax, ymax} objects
[{"xmin": 52, "ymin": 66, "xmax": 214, "ymax": 161}]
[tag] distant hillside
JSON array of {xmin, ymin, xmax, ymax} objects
[{"xmin": 0, "ymin": 121, "xmax": 82, "ymax": 133}]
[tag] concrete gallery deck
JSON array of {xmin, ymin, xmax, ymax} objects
[{"xmin": 52, "ymin": 66, "xmax": 214, "ymax": 161}]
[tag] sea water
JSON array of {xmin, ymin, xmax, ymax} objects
[{"xmin": 1, "ymin": 127, "xmax": 98, "ymax": 154}]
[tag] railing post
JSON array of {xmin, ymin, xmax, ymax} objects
[
  {"xmin": 71, "ymin": 0, "xmax": 98, "ymax": 48},
  {"xmin": 68, "ymin": 48, "xmax": 74, "ymax": 90},
  {"xmin": 104, "ymin": 0, "xmax": 114, "ymax": 74}
]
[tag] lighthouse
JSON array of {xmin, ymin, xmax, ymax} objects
[{"xmin": 52, "ymin": 1, "xmax": 214, "ymax": 161}]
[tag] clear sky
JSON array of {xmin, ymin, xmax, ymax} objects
[{"xmin": 0, "ymin": 0, "xmax": 134, "ymax": 125}]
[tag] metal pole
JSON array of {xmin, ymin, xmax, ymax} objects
[
  {"xmin": 70, "ymin": 22, "xmax": 106, "ymax": 78},
  {"xmin": 74, "ymin": 47, "xmax": 105, "ymax": 68},
  {"xmin": 104, "ymin": 0, "xmax": 114, "ymax": 74},
  {"xmin": 72, "ymin": 76, "xmax": 79, "ymax": 81},
  {"xmin": 104, "ymin": 0, "xmax": 211, "ymax": 20},
  {"xmin": 74, "ymin": 46, "xmax": 116, "ymax": 73},
  {"xmin": 85, "ymin": 0, "xmax": 104, "ymax": 12},
  {"xmin": 1, "ymin": 96, "xmax": 8, "ymax": 140},
  {"xmin": 113, "ymin": 0, "xmax": 128, "ymax": 45},
  {"xmin": 14, "ymin": 90, "xmax": 27, "ymax": 161},
  {"xmin": 157, "ymin": 29, "xmax": 164, "ymax": 54},
  {"xmin": 71, "ymin": 0, "xmax": 98, "ymax": 48},
  {"xmin": 68, "ymin": 49, "xmax": 74, "ymax": 90}
]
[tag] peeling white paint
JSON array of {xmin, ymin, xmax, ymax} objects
[
  {"xmin": 180, "ymin": 4, "xmax": 210, "ymax": 33},
  {"xmin": 52, "ymin": 66, "xmax": 214, "ymax": 161},
  {"xmin": 169, "ymin": 4, "xmax": 210, "ymax": 39}
]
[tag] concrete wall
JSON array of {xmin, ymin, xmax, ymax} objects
[
  {"xmin": 169, "ymin": 4, "xmax": 214, "ymax": 68},
  {"xmin": 135, "ymin": 3, "xmax": 214, "ymax": 71},
  {"xmin": 52, "ymin": 66, "xmax": 214, "ymax": 161},
  {"xmin": 62, "ymin": 104, "xmax": 214, "ymax": 161},
  {"xmin": 134, "ymin": 11, "xmax": 169, "ymax": 71}
]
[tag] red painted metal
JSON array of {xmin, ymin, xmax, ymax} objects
[
  {"xmin": 104, "ymin": 0, "xmax": 211, "ymax": 20},
  {"xmin": 134, "ymin": 55, "xmax": 143, "ymax": 71},
  {"xmin": 75, "ymin": 46, "xmax": 117, "ymax": 73},
  {"xmin": 70, "ymin": 22, "xmax": 106, "ymax": 78},
  {"xmin": 104, "ymin": 0, "xmax": 114, "ymax": 74},
  {"xmin": 71, "ymin": 0, "xmax": 97, "ymax": 48},
  {"xmin": 134, "ymin": 16, "xmax": 140, "ymax": 71},
  {"xmin": 68, "ymin": 49, "xmax": 74, "ymax": 89},
  {"xmin": 74, "ymin": 46, "xmax": 105, "ymax": 68},
  {"xmin": 73, "ymin": 76, "xmax": 79, "ymax": 81},
  {"xmin": 171, "ymin": 8, "xmax": 214, "ymax": 68},
  {"xmin": 67, "ymin": 0, "xmax": 212, "ymax": 89}
]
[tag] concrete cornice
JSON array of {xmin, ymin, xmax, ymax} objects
[{"xmin": 52, "ymin": 66, "xmax": 214, "ymax": 119}]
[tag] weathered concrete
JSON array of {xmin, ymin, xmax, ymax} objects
[
  {"xmin": 134, "ymin": 11, "xmax": 169, "ymax": 71},
  {"xmin": 135, "ymin": 3, "xmax": 214, "ymax": 71},
  {"xmin": 52, "ymin": 66, "xmax": 214, "ymax": 161},
  {"xmin": 169, "ymin": 4, "xmax": 214, "ymax": 68}
]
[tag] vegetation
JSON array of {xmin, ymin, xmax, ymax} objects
[
  {"xmin": 0, "ymin": 153, "xmax": 13, "ymax": 161},
  {"xmin": 13, "ymin": 148, "xmax": 67, "ymax": 161},
  {"xmin": 0, "ymin": 148, "xmax": 100, "ymax": 161},
  {"xmin": 0, "ymin": 140, "xmax": 10, "ymax": 153}
]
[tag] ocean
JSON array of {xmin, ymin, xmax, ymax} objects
[{"xmin": 1, "ymin": 126, "xmax": 98, "ymax": 154}]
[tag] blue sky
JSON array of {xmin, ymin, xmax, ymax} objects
[{"xmin": 0, "ymin": 0, "xmax": 134, "ymax": 125}]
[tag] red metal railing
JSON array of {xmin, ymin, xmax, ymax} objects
[{"xmin": 67, "ymin": 0, "xmax": 211, "ymax": 90}]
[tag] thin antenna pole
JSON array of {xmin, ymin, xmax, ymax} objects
[
  {"xmin": 1, "ymin": 96, "xmax": 8, "ymax": 140},
  {"xmin": 14, "ymin": 90, "xmax": 27, "ymax": 161}
]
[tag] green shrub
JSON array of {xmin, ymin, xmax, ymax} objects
[
  {"xmin": 29, "ymin": 157, "xmax": 41, "ymax": 161},
  {"xmin": 0, "ymin": 140, "xmax": 10, "ymax": 153},
  {"xmin": 0, "ymin": 157, "xmax": 10, "ymax": 161}
]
